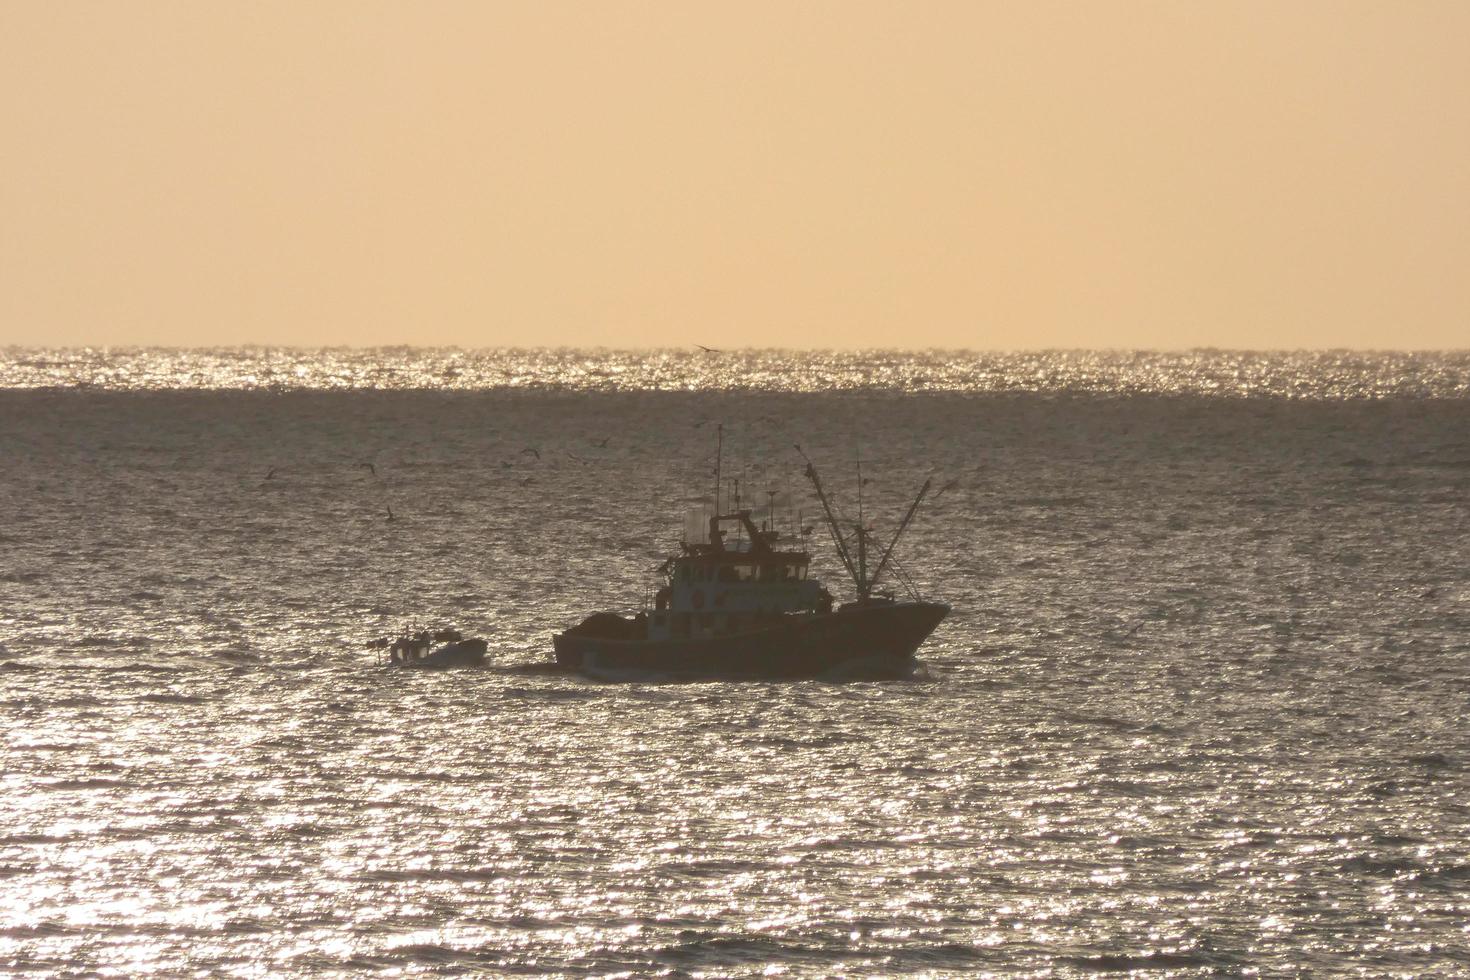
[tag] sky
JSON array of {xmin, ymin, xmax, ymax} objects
[{"xmin": 2, "ymin": 2, "xmax": 1468, "ymax": 350}]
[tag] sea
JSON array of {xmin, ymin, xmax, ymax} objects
[{"xmin": 2, "ymin": 347, "xmax": 1468, "ymax": 977}]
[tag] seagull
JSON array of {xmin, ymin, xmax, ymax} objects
[
  {"xmin": 935, "ymin": 479, "xmax": 961, "ymax": 497},
  {"xmin": 264, "ymin": 467, "xmax": 277, "ymax": 481},
  {"xmin": 358, "ymin": 462, "xmax": 376, "ymax": 478},
  {"xmin": 590, "ymin": 437, "xmax": 610, "ymax": 448},
  {"xmin": 566, "ymin": 452, "xmax": 591, "ymax": 465},
  {"xmin": 520, "ymin": 447, "xmax": 541, "ymax": 460},
  {"xmin": 696, "ymin": 344, "xmax": 722, "ymax": 353},
  {"xmin": 520, "ymin": 476, "xmax": 535, "ymax": 486}
]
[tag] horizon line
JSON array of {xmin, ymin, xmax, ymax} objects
[{"xmin": 5, "ymin": 344, "xmax": 1469, "ymax": 356}]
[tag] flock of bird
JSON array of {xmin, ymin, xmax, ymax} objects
[
  {"xmin": 255, "ymin": 433, "xmax": 624, "ymax": 521},
  {"xmin": 253, "ymin": 336, "xmax": 965, "ymax": 526},
  {"xmin": 253, "ymin": 343, "xmax": 738, "ymax": 503}
]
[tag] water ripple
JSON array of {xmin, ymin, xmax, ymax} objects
[
  {"xmin": 4, "ymin": 346, "xmax": 1470, "ymax": 398},
  {"xmin": 1, "ymin": 364, "xmax": 1468, "ymax": 975}
]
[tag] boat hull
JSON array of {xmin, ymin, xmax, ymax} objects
[
  {"xmin": 553, "ymin": 601, "xmax": 949, "ymax": 679},
  {"xmin": 390, "ymin": 639, "xmax": 488, "ymax": 669}
]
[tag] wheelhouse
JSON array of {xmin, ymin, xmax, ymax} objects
[{"xmin": 646, "ymin": 510, "xmax": 829, "ymax": 641}]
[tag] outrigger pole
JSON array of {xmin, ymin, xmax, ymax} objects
[
  {"xmin": 795, "ymin": 445, "xmax": 862, "ymax": 593},
  {"xmin": 866, "ymin": 477, "xmax": 932, "ymax": 593},
  {"xmin": 797, "ymin": 444, "xmax": 933, "ymax": 602}
]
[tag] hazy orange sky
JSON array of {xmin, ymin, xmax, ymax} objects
[{"xmin": 3, "ymin": 2, "xmax": 1468, "ymax": 349}]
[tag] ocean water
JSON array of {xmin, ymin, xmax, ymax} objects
[{"xmin": 2, "ymin": 348, "xmax": 1468, "ymax": 976}]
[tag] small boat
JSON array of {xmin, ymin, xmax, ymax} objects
[
  {"xmin": 553, "ymin": 435, "xmax": 949, "ymax": 679},
  {"xmin": 371, "ymin": 628, "xmax": 488, "ymax": 669}
]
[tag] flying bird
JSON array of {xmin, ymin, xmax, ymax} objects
[
  {"xmin": 385, "ymin": 504, "xmax": 395, "ymax": 521},
  {"xmin": 696, "ymin": 344, "xmax": 722, "ymax": 353},
  {"xmin": 520, "ymin": 447, "xmax": 541, "ymax": 460},
  {"xmin": 935, "ymin": 479, "xmax": 961, "ymax": 497},
  {"xmin": 590, "ymin": 436, "xmax": 611, "ymax": 448},
  {"xmin": 358, "ymin": 462, "xmax": 376, "ymax": 478},
  {"xmin": 264, "ymin": 467, "xmax": 277, "ymax": 481}
]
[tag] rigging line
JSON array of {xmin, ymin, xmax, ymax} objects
[{"xmin": 887, "ymin": 552, "xmax": 923, "ymax": 602}]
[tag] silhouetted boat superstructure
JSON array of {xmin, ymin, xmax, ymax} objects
[{"xmin": 554, "ymin": 433, "xmax": 949, "ymax": 679}]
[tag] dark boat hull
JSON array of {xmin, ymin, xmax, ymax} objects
[
  {"xmin": 553, "ymin": 601, "xmax": 949, "ymax": 679},
  {"xmin": 390, "ymin": 639, "xmax": 488, "ymax": 669}
]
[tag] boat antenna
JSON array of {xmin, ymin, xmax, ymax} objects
[
  {"xmin": 866, "ymin": 477, "xmax": 933, "ymax": 593},
  {"xmin": 795, "ymin": 445, "xmax": 862, "ymax": 594},
  {"xmin": 733, "ymin": 477, "xmax": 742, "ymax": 545},
  {"xmin": 713, "ymin": 423, "xmax": 723, "ymax": 517},
  {"xmin": 740, "ymin": 437, "xmax": 748, "ymax": 513},
  {"xmin": 855, "ymin": 450, "xmax": 867, "ymax": 598},
  {"xmin": 785, "ymin": 469, "xmax": 795, "ymax": 539}
]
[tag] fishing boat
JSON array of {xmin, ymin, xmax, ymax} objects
[
  {"xmin": 370, "ymin": 628, "xmax": 488, "ymax": 669},
  {"xmin": 553, "ymin": 436, "xmax": 949, "ymax": 679}
]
